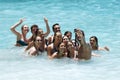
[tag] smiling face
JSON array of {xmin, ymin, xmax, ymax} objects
[
  {"xmin": 90, "ymin": 38, "xmax": 96, "ymax": 46},
  {"xmin": 59, "ymin": 43, "xmax": 65, "ymax": 49},
  {"xmin": 62, "ymin": 36, "xmax": 69, "ymax": 43},
  {"xmin": 67, "ymin": 41, "xmax": 73, "ymax": 47},
  {"xmin": 53, "ymin": 24, "xmax": 61, "ymax": 33},
  {"xmin": 90, "ymin": 36, "xmax": 98, "ymax": 47},
  {"xmin": 76, "ymin": 30, "xmax": 84, "ymax": 41},
  {"xmin": 37, "ymin": 29, "xmax": 43, "ymax": 36},
  {"xmin": 31, "ymin": 25, "xmax": 38, "ymax": 34},
  {"xmin": 89, "ymin": 36, "xmax": 98, "ymax": 50},
  {"xmin": 22, "ymin": 25, "xmax": 29, "ymax": 33},
  {"xmin": 67, "ymin": 41, "xmax": 74, "ymax": 50},
  {"xmin": 35, "ymin": 36, "xmax": 42, "ymax": 42},
  {"xmin": 54, "ymin": 32, "xmax": 62, "ymax": 43},
  {"xmin": 59, "ymin": 42, "xmax": 66, "ymax": 53},
  {"xmin": 65, "ymin": 32, "xmax": 72, "ymax": 40}
]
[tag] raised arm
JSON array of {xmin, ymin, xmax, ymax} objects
[
  {"xmin": 43, "ymin": 17, "xmax": 50, "ymax": 37},
  {"xmin": 10, "ymin": 18, "xmax": 25, "ymax": 40}
]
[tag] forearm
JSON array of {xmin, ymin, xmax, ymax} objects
[
  {"xmin": 44, "ymin": 17, "xmax": 50, "ymax": 37},
  {"xmin": 10, "ymin": 19, "xmax": 23, "ymax": 35},
  {"xmin": 11, "ymin": 20, "xmax": 22, "ymax": 30}
]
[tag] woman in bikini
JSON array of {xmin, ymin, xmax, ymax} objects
[
  {"xmin": 47, "ymin": 32, "xmax": 62, "ymax": 59},
  {"xmin": 10, "ymin": 18, "xmax": 29, "ymax": 46},
  {"xmin": 89, "ymin": 36, "xmax": 109, "ymax": 51}
]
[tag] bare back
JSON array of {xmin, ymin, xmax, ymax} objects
[{"xmin": 78, "ymin": 43, "xmax": 91, "ymax": 60}]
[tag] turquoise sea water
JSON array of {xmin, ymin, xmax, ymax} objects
[{"xmin": 0, "ymin": 0, "xmax": 120, "ymax": 80}]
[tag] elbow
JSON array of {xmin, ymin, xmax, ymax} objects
[
  {"xmin": 10, "ymin": 28, "xmax": 13, "ymax": 30},
  {"xmin": 10, "ymin": 28, "xmax": 14, "ymax": 32}
]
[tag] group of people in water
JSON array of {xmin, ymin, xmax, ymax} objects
[{"xmin": 10, "ymin": 17, "xmax": 109, "ymax": 60}]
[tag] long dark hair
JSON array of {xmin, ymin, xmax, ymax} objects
[
  {"xmin": 74, "ymin": 29, "xmax": 85, "ymax": 46},
  {"xmin": 90, "ymin": 36, "xmax": 99, "ymax": 49},
  {"xmin": 64, "ymin": 31, "xmax": 72, "ymax": 36},
  {"xmin": 52, "ymin": 23, "xmax": 59, "ymax": 32}
]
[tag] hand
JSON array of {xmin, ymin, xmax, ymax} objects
[
  {"xmin": 44, "ymin": 17, "xmax": 48, "ymax": 22},
  {"xmin": 104, "ymin": 46, "xmax": 109, "ymax": 51},
  {"xmin": 19, "ymin": 18, "xmax": 25, "ymax": 23}
]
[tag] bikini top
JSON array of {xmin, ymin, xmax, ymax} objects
[
  {"xmin": 51, "ymin": 45, "xmax": 58, "ymax": 54},
  {"xmin": 17, "ymin": 40, "xmax": 28, "ymax": 46}
]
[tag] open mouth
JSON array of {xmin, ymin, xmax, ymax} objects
[{"xmin": 76, "ymin": 34, "xmax": 81, "ymax": 40}]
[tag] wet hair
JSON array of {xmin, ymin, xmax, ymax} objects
[
  {"xmin": 21, "ymin": 25, "xmax": 26, "ymax": 30},
  {"xmin": 52, "ymin": 23, "xmax": 59, "ymax": 31},
  {"xmin": 58, "ymin": 42, "xmax": 65, "ymax": 54},
  {"xmin": 75, "ymin": 29, "xmax": 85, "ymax": 37},
  {"xmin": 90, "ymin": 36, "xmax": 99, "ymax": 49},
  {"xmin": 79, "ymin": 29, "xmax": 85, "ymax": 37},
  {"xmin": 74, "ymin": 29, "xmax": 85, "ymax": 46},
  {"xmin": 35, "ymin": 28, "xmax": 42, "ymax": 36},
  {"xmin": 64, "ymin": 31, "xmax": 72, "ymax": 36},
  {"xmin": 21, "ymin": 24, "xmax": 29, "ymax": 33},
  {"xmin": 64, "ymin": 31, "xmax": 72, "ymax": 40},
  {"xmin": 30, "ymin": 24, "xmax": 38, "ymax": 32}
]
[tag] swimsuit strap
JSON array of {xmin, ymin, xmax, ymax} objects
[{"xmin": 52, "ymin": 45, "xmax": 58, "ymax": 54}]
